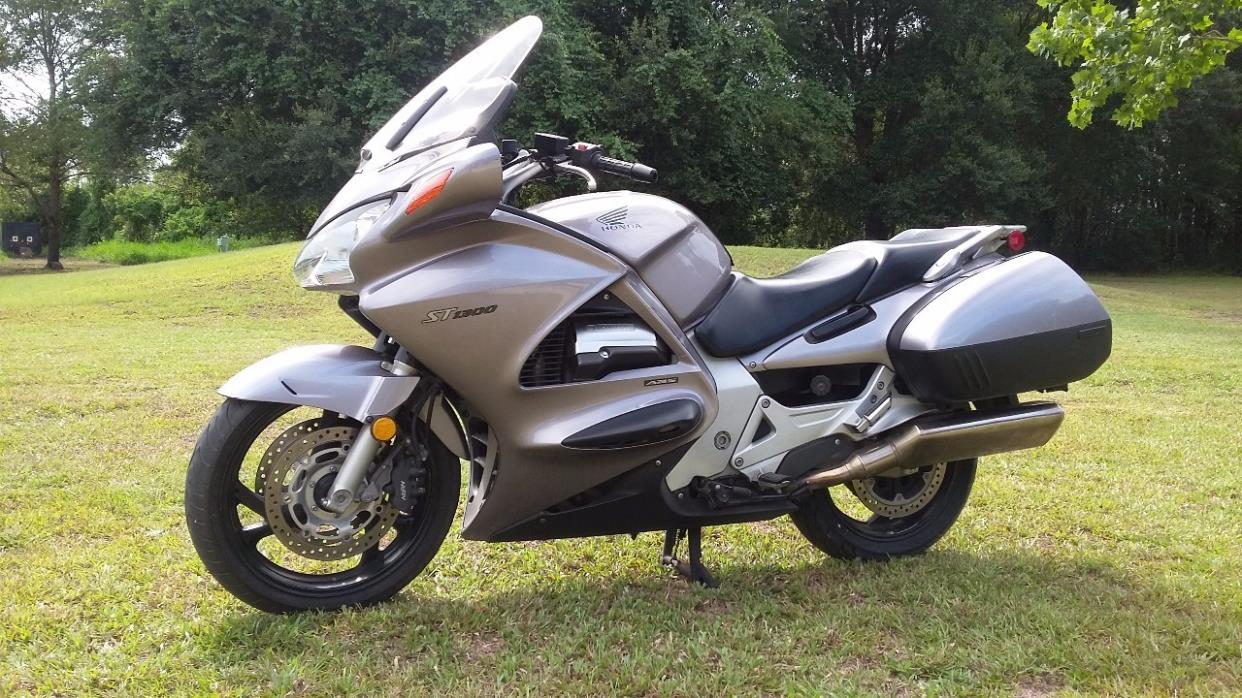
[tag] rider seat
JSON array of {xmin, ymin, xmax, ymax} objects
[{"xmin": 695, "ymin": 227, "xmax": 983, "ymax": 357}]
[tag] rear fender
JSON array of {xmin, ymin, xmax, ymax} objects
[{"xmin": 217, "ymin": 344, "xmax": 467, "ymax": 458}]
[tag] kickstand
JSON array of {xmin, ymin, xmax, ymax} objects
[{"xmin": 661, "ymin": 527, "xmax": 719, "ymax": 588}]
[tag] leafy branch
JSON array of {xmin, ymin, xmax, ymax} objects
[{"xmin": 1029, "ymin": 0, "xmax": 1242, "ymax": 128}]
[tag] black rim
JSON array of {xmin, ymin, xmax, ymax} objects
[
  {"xmin": 221, "ymin": 405, "xmax": 433, "ymax": 596},
  {"xmin": 826, "ymin": 466, "xmax": 947, "ymax": 541}
]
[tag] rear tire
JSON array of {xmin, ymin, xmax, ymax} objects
[
  {"xmin": 185, "ymin": 399, "xmax": 460, "ymax": 613},
  {"xmin": 790, "ymin": 458, "xmax": 976, "ymax": 560}
]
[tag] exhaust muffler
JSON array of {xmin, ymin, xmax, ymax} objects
[{"xmin": 797, "ymin": 402, "xmax": 1065, "ymax": 490}]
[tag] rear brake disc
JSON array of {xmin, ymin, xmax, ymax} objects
[{"xmin": 847, "ymin": 463, "xmax": 947, "ymax": 518}]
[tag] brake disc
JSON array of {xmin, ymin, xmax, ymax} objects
[
  {"xmin": 256, "ymin": 418, "xmax": 397, "ymax": 561},
  {"xmin": 847, "ymin": 463, "xmax": 947, "ymax": 518}
]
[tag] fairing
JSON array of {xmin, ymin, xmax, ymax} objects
[
  {"xmin": 357, "ymin": 211, "xmax": 721, "ymax": 540},
  {"xmin": 310, "ymin": 16, "xmax": 542, "ymax": 234}
]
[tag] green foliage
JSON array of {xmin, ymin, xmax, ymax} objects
[
  {"xmin": 105, "ymin": 183, "xmax": 176, "ymax": 242},
  {"xmin": 69, "ymin": 236, "xmax": 274, "ymax": 265},
  {"xmin": 0, "ymin": 182, "xmax": 33, "ymax": 221},
  {"xmin": 1030, "ymin": 0, "xmax": 1242, "ymax": 127},
  {"xmin": 0, "ymin": 0, "xmax": 103, "ymax": 265},
  {"xmin": 69, "ymin": 237, "xmax": 219, "ymax": 265},
  {"xmin": 158, "ymin": 205, "xmax": 214, "ymax": 242},
  {"xmin": 1, "ymin": 0, "xmax": 1233, "ymax": 273},
  {"xmin": 65, "ymin": 185, "xmax": 114, "ymax": 246}
]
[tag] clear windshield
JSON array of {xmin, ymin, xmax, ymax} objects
[
  {"xmin": 359, "ymin": 16, "xmax": 542, "ymax": 171},
  {"xmin": 310, "ymin": 16, "xmax": 541, "ymax": 234}
]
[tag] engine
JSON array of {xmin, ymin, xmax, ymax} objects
[{"xmin": 520, "ymin": 293, "xmax": 671, "ymax": 387}]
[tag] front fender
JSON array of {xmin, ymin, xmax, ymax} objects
[{"xmin": 218, "ymin": 344, "xmax": 467, "ymax": 458}]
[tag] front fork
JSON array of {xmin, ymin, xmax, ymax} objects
[{"xmin": 325, "ymin": 352, "xmax": 417, "ymax": 512}]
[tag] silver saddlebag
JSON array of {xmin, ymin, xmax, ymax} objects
[{"xmin": 890, "ymin": 252, "xmax": 1111, "ymax": 403}]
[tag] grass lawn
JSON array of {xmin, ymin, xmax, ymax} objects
[{"xmin": 0, "ymin": 243, "xmax": 1239, "ymax": 696}]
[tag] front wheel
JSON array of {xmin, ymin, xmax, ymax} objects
[
  {"xmin": 185, "ymin": 399, "xmax": 460, "ymax": 613},
  {"xmin": 789, "ymin": 459, "xmax": 976, "ymax": 560}
]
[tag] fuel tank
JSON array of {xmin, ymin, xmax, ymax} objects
[{"xmin": 527, "ymin": 192, "xmax": 732, "ymax": 327}]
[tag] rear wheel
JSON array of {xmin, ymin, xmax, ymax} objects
[
  {"xmin": 185, "ymin": 399, "xmax": 460, "ymax": 613},
  {"xmin": 790, "ymin": 459, "xmax": 975, "ymax": 560}
]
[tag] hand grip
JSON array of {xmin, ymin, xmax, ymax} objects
[{"xmin": 594, "ymin": 155, "xmax": 659, "ymax": 184}]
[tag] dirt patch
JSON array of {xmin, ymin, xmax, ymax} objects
[
  {"xmin": 694, "ymin": 597, "xmax": 730, "ymax": 614},
  {"xmin": 0, "ymin": 256, "xmax": 114, "ymax": 276},
  {"xmin": 464, "ymin": 632, "xmax": 505, "ymax": 662},
  {"xmin": 1015, "ymin": 673, "xmax": 1065, "ymax": 697}
]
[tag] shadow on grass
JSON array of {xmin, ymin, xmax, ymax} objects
[{"xmin": 195, "ymin": 544, "xmax": 1237, "ymax": 692}]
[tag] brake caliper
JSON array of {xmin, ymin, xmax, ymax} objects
[{"xmin": 388, "ymin": 435, "xmax": 428, "ymax": 515}]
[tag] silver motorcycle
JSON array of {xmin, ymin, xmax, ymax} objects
[{"xmin": 185, "ymin": 17, "xmax": 1111, "ymax": 612}]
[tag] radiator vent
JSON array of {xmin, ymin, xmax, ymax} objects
[{"xmin": 519, "ymin": 324, "xmax": 569, "ymax": 387}]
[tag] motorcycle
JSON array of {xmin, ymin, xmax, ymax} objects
[{"xmin": 185, "ymin": 16, "xmax": 1112, "ymax": 613}]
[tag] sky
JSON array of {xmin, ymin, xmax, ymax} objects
[{"xmin": 0, "ymin": 67, "xmax": 48, "ymax": 119}]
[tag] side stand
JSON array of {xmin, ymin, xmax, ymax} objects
[{"xmin": 661, "ymin": 527, "xmax": 718, "ymax": 588}]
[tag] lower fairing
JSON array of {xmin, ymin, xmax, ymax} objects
[{"xmin": 481, "ymin": 443, "xmax": 799, "ymax": 542}]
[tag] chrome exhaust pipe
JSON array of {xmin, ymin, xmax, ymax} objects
[{"xmin": 798, "ymin": 402, "xmax": 1065, "ymax": 490}]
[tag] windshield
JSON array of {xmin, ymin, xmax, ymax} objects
[
  {"xmin": 360, "ymin": 16, "xmax": 542, "ymax": 172},
  {"xmin": 310, "ymin": 16, "xmax": 541, "ymax": 234}
]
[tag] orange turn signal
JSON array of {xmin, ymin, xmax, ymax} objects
[
  {"xmin": 370, "ymin": 416, "xmax": 398, "ymax": 442},
  {"xmin": 404, "ymin": 169, "xmax": 453, "ymax": 215}
]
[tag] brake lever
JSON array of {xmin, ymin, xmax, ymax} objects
[{"xmin": 553, "ymin": 162, "xmax": 597, "ymax": 192}]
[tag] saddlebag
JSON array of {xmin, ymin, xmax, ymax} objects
[{"xmin": 889, "ymin": 252, "xmax": 1111, "ymax": 403}]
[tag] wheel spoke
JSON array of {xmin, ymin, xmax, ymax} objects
[
  {"xmin": 240, "ymin": 521, "xmax": 272, "ymax": 546},
  {"xmin": 360, "ymin": 545, "xmax": 384, "ymax": 566},
  {"xmin": 233, "ymin": 480, "xmax": 265, "ymax": 516}
]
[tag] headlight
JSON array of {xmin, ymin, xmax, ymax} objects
[{"xmin": 293, "ymin": 199, "xmax": 391, "ymax": 289}]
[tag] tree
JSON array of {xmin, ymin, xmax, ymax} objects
[
  {"xmin": 766, "ymin": 0, "xmax": 1050, "ymax": 240},
  {"xmin": 1030, "ymin": 0, "xmax": 1242, "ymax": 127},
  {"xmin": 0, "ymin": 0, "xmax": 99, "ymax": 269},
  {"xmin": 556, "ymin": 1, "xmax": 846, "ymax": 243},
  {"xmin": 99, "ymin": 0, "xmax": 508, "ymax": 238},
  {"xmin": 104, "ymin": 0, "xmax": 845, "ymax": 243}
]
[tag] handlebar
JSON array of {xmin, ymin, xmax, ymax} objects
[
  {"xmin": 591, "ymin": 155, "xmax": 659, "ymax": 184},
  {"xmin": 519, "ymin": 134, "xmax": 660, "ymax": 190}
]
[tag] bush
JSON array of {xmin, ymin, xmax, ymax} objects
[
  {"xmin": 105, "ymin": 184, "xmax": 177, "ymax": 242},
  {"xmin": 159, "ymin": 205, "xmax": 212, "ymax": 241},
  {"xmin": 70, "ymin": 238, "xmax": 217, "ymax": 265},
  {"xmin": 69, "ymin": 237, "xmax": 281, "ymax": 265}
]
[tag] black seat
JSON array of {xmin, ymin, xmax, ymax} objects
[
  {"xmin": 696, "ymin": 249, "xmax": 876, "ymax": 356},
  {"xmin": 695, "ymin": 227, "xmax": 983, "ymax": 357},
  {"xmin": 851, "ymin": 227, "xmax": 982, "ymax": 302}
]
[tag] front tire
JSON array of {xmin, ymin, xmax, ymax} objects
[
  {"xmin": 790, "ymin": 459, "xmax": 976, "ymax": 560},
  {"xmin": 185, "ymin": 399, "xmax": 460, "ymax": 613}
]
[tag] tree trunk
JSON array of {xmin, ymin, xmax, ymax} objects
[
  {"xmin": 43, "ymin": 29, "xmax": 64, "ymax": 271},
  {"xmin": 852, "ymin": 112, "xmax": 889, "ymax": 240},
  {"xmin": 864, "ymin": 208, "xmax": 888, "ymax": 240},
  {"xmin": 45, "ymin": 162, "xmax": 63, "ymax": 270}
]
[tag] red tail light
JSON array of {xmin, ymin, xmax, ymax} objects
[{"xmin": 1007, "ymin": 230, "xmax": 1026, "ymax": 252}]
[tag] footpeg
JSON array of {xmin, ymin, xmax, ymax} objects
[
  {"xmin": 661, "ymin": 527, "xmax": 718, "ymax": 588},
  {"xmin": 755, "ymin": 472, "xmax": 792, "ymax": 492},
  {"xmin": 845, "ymin": 366, "xmax": 895, "ymax": 434}
]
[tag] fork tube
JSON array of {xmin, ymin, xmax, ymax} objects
[{"xmin": 326, "ymin": 356, "xmax": 416, "ymax": 512}]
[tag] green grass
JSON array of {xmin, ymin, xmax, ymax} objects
[
  {"xmin": 68, "ymin": 237, "xmax": 279, "ymax": 266},
  {"xmin": 0, "ymin": 243, "xmax": 1239, "ymax": 696}
]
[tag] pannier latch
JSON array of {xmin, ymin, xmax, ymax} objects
[{"xmin": 845, "ymin": 366, "xmax": 895, "ymax": 434}]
